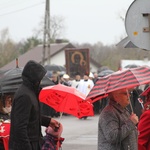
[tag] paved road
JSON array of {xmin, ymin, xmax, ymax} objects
[{"xmin": 42, "ymin": 114, "xmax": 99, "ymax": 150}]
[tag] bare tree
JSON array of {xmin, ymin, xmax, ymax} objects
[
  {"xmin": 33, "ymin": 15, "xmax": 66, "ymax": 42},
  {"xmin": 0, "ymin": 28, "xmax": 19, "ymax": 68},
  {"xmin": 75, "ymin": 41, "xmax": 150, "ymax": 72}
]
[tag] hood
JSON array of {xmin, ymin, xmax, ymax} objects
[{"xmin": 22, "ymin": 60, "xmax": 46, "ymax": 84}]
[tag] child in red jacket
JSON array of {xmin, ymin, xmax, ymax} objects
[{"xmin": 138, "ymin": 87, "xmax": 150, "ymax": 150}]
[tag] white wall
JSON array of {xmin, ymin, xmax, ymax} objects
[
  {"xmin": 45, "ymin": 51, "xmax": 65, "ymax": 67},
  {"xmin": 90, "ymin": 62, "xmax": 98, "ymax": 72}
]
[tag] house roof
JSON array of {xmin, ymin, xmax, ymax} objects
[
  {"xmin": 1, "ymin": 42, "xmax": 101, "ymax": 71},
  {"xmin": 90, "ymin": 57, "xmax": 101, "ymax": 68},
  {"xmin": 116, "ymin": 36, "xmax": 138, "ymax": 48},
  {"xmin": 0, "ymin": 43, "xmax": 75, "ymax": 70}
]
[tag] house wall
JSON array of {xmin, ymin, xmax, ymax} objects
[
  {"xmin": 90, "ymin": 62, "xmax": 98, "ymax": 73},
  {"xmin": 45, "ymin": 51, "xmax": 66, "ymax": 67}
]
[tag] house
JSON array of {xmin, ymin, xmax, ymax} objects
[
  {"xmin": 0, "ymin": 42, "xmax": 101, "ymax": 73},
  {"xmin": 116, "ymin": 36, "xmax": 138, "ymax": 48}
]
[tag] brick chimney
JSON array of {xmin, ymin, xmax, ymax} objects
[{"xmin": 55, "ymin": 39, "xmax": 63, "ymax": 43}]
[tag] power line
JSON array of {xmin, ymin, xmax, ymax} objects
[
  {"xmin": 0, "ymin": 2, "xmax": 45, "ymax": 17},
  {"xmin": 0, "ymin": 0, "xmax": 41, "ymax": 7},
  {"xmin": 0, "ymin": 0, "xmax": 43, "ymax": 10}
]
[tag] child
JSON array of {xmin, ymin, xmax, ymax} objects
[{"xmin": 42, "ymin": 123, "xmax": 64, "ymax": 150}]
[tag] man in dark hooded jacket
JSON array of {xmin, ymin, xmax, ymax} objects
[{"xmin": 9, "ymin": 60, "xmax": 59, "ymax": 150}]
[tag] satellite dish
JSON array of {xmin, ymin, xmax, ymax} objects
[{"xmin": 125, "ymin": 0, "xmax": 150, "ymax": 50}]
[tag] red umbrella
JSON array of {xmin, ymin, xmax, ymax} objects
[
  {"xmin": 86, "ymin": 66, "xmax": 150, "ymax": 103},
  {"xmin": 140, "ymin": 86, "xmax": 150, "ymax": 96},
  {"xmin": 39, "ymin": 84, "xmax": 94, "ymax": 118}
]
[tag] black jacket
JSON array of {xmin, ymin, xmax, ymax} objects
[{"xmin": 9, "ymin": 60, "xmax": 50, "ymax": 150}]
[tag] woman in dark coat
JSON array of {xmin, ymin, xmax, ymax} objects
[{"xmin": 9, "ymin": 60, "xmax": 59, "ymax": 150}]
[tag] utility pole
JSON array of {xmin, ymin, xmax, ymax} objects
[{"xmin": 42, "ymin": 0, "xmax": 50, "ymax": 65}]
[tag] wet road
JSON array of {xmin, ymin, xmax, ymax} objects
[{"xmin": 42, "ymin": 114, "xmax": 99, "ymax": 150}]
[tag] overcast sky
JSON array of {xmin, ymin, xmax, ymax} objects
[{"xmin": 0, "ymin": 0, "xmax": 133, "ymax": 45}]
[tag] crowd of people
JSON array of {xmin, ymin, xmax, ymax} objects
[
  {"xmin": 0, "ymin": 60, "xmax": 150, "ymax": 150},
  {"xmin": 42, "ymin": 67, "xmax": 150, "ymax": 149}
]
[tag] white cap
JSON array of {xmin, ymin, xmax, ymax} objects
[
  {"xmin": 89, "ymin": 72, "xmax": 94, "ymax": 78},
  {"xmin": 63, "ymin": 74, "xmax": 70, "ymax": 79}
]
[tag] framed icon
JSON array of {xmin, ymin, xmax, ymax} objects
[{"xmin": 65, "ymin": 48, "xmax": 90, "ymax": 78}]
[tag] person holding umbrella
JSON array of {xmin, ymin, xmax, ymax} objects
[
  {"xmin": 9, "ymin": 60, "xmax": 60, "ymax": 150},
  {"xmin": 98, "ymin": 88, "xmax": 138, "ymax": 150},
  {"xmin": 85, "ymin": 66, "xmax": 150, "ymax": 149}
]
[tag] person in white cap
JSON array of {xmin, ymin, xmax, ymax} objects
[
  {"xmin": 89, "ymin": 72, "xmax": 94, "ymax": 80},
  {"xmin": 60, "ymin": 74, "xmax": 71, "ymax": 86}
]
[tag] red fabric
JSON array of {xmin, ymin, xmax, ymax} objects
[
  {"xmin": 0, "ymin": 123, "xmax": 10, "ymax": 150},
  {"xmin": 138, "ymin": 110, "xmax": 150, "ymax": 150},
  {"xmin": 141, "ymin": 87, "xmax": 150, "ymax": 96},
  {"xmin": 56, "ymin": 137, "xmax": 65, "ymax": 150},
  {"xmin": 39, "ymin": 84, "xmax": 94, "ymax": 118},
  {"xmin": 78, "ymin": 100, "xmax": 94, "ymax": 118},
  {"xmin": 87, "ymin": 66, "xmax": 150, "ymax": 101}
]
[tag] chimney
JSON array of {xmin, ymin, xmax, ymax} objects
[{"xmin": 55, "ymin": 39, "xmax": 63, "ymax": 43}]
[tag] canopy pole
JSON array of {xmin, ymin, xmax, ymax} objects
[
  {"xmin": 126, "ymin": 89, "xmax": 134, "ymax": 113},
  {"xmin": 59, "ymin": 112, "xmax": 63, "ymax": 119}
]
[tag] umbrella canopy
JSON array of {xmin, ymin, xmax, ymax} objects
[
  {"xmin": 140, "ymin": 86, "xmax": 150, "ymax": 96},
  {"xmin": 98, "ymin": 69, "xmax": 114, "ymax": 77},
  {"xmin": 39, "ymin": 84, "xmax": 94, "ymax": 118},
  {"xmin": 40, "ymin": 76, "xmax": 55, "ymax": 88},
  {"xmin": 0, "ymin": 67, "xmax": 23, "ymax": 94},
  {"xmin": 44, "ymin": 64, "xmax": 66, "ymax": 72},
  {"xmin": 97, "ymin": 66, "xmax": 110, "ymax": 73},
  {"xmin": 86, "ymin": 66, "xmax": 150, "ymax": 103},
  {"xmin": 124, "ymin": 64, "xmax": 140, "ymax": 69},
  {"xmin": 0, "ymin": 70, "xmax": 7, "ymax": 78},
  {"xmin": 0, "ymin": 67, "xmax": 51, "ymax": 94}
]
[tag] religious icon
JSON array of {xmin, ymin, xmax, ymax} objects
[{"xmin": 65, "ymin": 48, "xmax": 89, "ymax": 78}]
